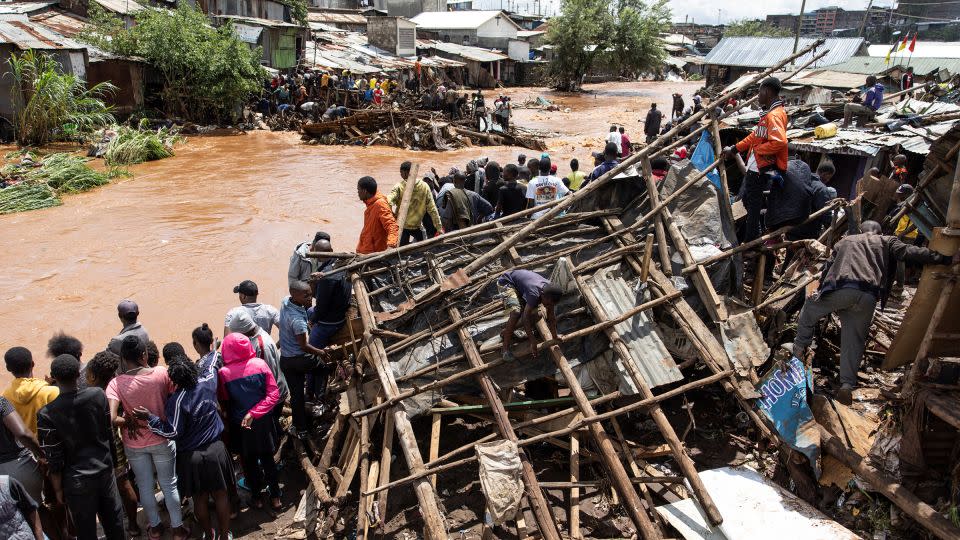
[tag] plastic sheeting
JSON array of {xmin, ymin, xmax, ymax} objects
[{"xmin": 475, "ymin": 440, "xmax": 524, "ymax": 525}]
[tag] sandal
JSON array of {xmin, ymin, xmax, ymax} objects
[
  {"xmin": 172, "ymin": 525, "xmax": 191, "ymax": 540},
  {"xmin": 147, "ymin": 524, "xmax": 164, "ymax": 540}
]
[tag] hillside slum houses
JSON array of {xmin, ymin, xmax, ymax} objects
[{"xmin": 277, "ymin": 40, "xmax": 960, "ymax": 540}]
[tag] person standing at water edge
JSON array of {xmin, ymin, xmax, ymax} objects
[
  {"xmin": 356, "ymin": 176, "xmax": 399, "ymax": 255},
  {"xmin": 279, "ymin": 281, "xmax": 331, "ymax": 437},
  {"xmin": 606, "ymin": 126, "xmax": 622, "ymax": 156},
  {"xmin": 38, "ymin": 354, "xmax": 127, "ymax": 540},
  {"xmin": 643, "ymin": 103, "xmax": 662, "ymax": 144},
  {"xmin": 619, "ymin": 126, "xmax": 631, "ymax": 158},
  {"xmin": 107, "ymin": 300, "xmax": 149, "ymax": 355}
]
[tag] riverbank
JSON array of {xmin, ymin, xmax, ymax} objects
[{"xmin": 0, "ymin": 80, "xmax": 701, "ymax": 385}]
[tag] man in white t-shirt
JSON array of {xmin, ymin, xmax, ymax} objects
[
  {"xmin": 525, "ymin": 157, "xmax": 570, "ymax": 219},
  {"xmin": 606, "ymin": 125, "xmax": 622, "ymax": 155}
]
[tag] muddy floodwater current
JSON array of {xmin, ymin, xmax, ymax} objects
[{"xmin": 0, "ymin": 81, "xmax": 701, "ymax": 382}]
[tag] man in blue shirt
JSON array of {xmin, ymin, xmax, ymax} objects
[
  {"xmin": 278, "ymin": 281, "xmax": 330, "ymax": 436},
  {"xmin": 842, "ymin": 75, "xmax": 884, "ymax": 127},
  {"xmin": 581, "ymin": 142, "xmax": 620, "ymax": 189}
]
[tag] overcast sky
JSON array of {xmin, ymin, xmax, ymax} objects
[{"xmin": 469, "ymin": 0, "xmax": 894, "ymax": 24}]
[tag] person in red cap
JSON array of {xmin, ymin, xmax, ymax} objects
[{"xmin": 107, "ymin": 300, "xmax": 149, "ymax": 355}]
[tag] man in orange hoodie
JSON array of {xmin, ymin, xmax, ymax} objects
[
  {"xmin": 356, "ymin": 176, "xmax": 399, "ymax": 255},
  {"xmin": 723, "ymin": 76, "xmax": 789, "ymax": 242}
]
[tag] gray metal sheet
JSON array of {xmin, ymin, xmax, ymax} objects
[
  {"xmin": 587, "ymin": 270, "xmax": 683, "ymax": 390},
  {"xmin": 704, "ymin": 37, "xmax": 863, "ymax": 68}
]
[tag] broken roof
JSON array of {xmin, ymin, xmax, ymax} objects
[
  {"xmin": 0, "ymin": 18, "xmax": 85, "ymax": 50},
  {"xmin": 419, "ymin": 39, "xmax": 508, "ymax": 63},
  {"xmin": 411, "ymin": 10, "xmax": 521, "ymax": 31},
  {"xmin": 216, "ymin": 15, "xmax": 302, "ymax": 29},
  {"xmin": 307, "ymin": 10, "xmax": 367, "ymax": 25},
  {"xmin": 704, "ymin": 37, "xmax": 864, "ymax": 68},
  {"xmin": 824, "ymin": 56, "xmax": 960, "ymax": 77}
]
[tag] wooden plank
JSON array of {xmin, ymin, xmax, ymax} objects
[
  {"xmin": 375, "ymin": 412, "xmax": 395, "ymax": 526},
  {"xmin": 394, "ymin": 163, "xmax": 420, "ymax": 233},
  {"xmin": 611, "ymin": 417, "xmax": 662, "ymax": 526},
  {"xmin": 570, "ymin": 434, "xmax": 581, "ymax": 540},
  {"xmin": 428, "ymin": 413, "xmax": 441, "ymax": 489},
  {"xmin": 640, "ymin": 232, "xmax": 655, "ymax": 282},
  {"xmin": 641, "ymin": 158, "xmax": 674, "ymax": 275},
  {"xmin": 751, "ymin": 252, "xmax": 767, "ymax": 307}
]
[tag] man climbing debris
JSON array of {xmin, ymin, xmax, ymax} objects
[{"xmin": 497, "ymin": 269, "xmax": 564, "ymax": 361}]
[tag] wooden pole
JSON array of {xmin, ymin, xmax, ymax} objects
[
  {"xmin": 709, "ymin": 117, "xmax": 738, "ymax": 241},
  {"xmin": 820, "ymin": 428, "xmax": 960, "ymax": 540},
  {"xmin": 948, "ymin": 149, "xmax": 960, "ymax": 229},
  {"xmin": 573, "ymin": 274, "xmax": 723, "ymax": 526},
  {"xmin": 752, "ymin": 253, "xmax": 767, "ymax": 307},
  {"xmin": 640, "ymin": 232, "xmax": 655, "ymax": 282},
  {"xmin": 640, "ymin": 157, "xmax": 673, "ymax": 275},
  {"xmin": 375, "ymin": 412, "xmax": 395, "ymax": 527},
  {"xmin": 430, "ymin": 264, "xmax": 563, "ymax": 540},
  {"xmin": 351, "ymin": 274, "xmax": 447, "ymax": 540},
  {"xmin": 570, "ymin": 433, "xmax": 581, "ymax": 540},
  {"xmin": 532, "ymin": 316, "xmax": 663, "ymax": 539}
]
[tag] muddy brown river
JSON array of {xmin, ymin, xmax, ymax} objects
[{"xmin": 0, "ymin": 81, "xmax": 700, "ymax": 383}]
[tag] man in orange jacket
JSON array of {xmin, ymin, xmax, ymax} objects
[
  {"xmin": 356, "ymin": 176, "xmax": 399, "ymax": 254},
  {"xmin": 723, "ymin": 77, "xmax": 789, "ymax": 242}
]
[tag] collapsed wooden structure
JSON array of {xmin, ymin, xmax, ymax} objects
[{"xmin": 288, "ymin": 38, "xmax": 960, "ymax": 540}]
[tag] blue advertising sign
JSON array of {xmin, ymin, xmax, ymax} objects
[{"xmin": 756, "ymin": 357, "xmax": 820, "ymax": 475}]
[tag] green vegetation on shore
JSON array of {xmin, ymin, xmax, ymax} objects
[
  {"xmin": 104, "ymin": 124, "xmax": 181, "ymax": 166},
  {"xmin": 0, "ymin": 153, "xmax": 118, "ymax": 214}
]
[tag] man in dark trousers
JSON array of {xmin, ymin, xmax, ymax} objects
[
  {"xmin": 722, "ymin": 77, "xmax": 788, "ymax": 242},
  {"xmin": 643, "ymin": 103, "xmax": 663, "ymax": 143},
  {"xmin": 38, "ymin": 354, "xmax": 127, "ymax": 540},
  {"xmin": 793, "ymin": 221, "xmax": 956, "ymax": 405},
  {"xmin": 900, "ymin": 66, "xmax": 914, "ymax": 102},
  {"xmin": 498, "ymin": 269, "xmax": 564, "ymax": 360},
  {"xmin": 671, "ymin": 93, "xmax": 684, "ymax": 119}
]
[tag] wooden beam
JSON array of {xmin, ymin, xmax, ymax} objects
[
  {"xmin": 374, "ymin": 412, "xmax": 395, "ymax": 527},
  {"xmin": 351, "ymin": 274, "xmax": 447, "ymax": 540},
  {"xmin": 428, "ymin": 413, "xmax": 441, "ymax": 489},
  {"xmin": 640, "ymin": 157, "xmax": 673, "ymax": 275},
  {"xmin": 751, "ymin": 252, "xmax": 767, "ymax": 307},
  {"xmin": 569, "ymin": 433, "xmax": 581, "ymax": 540},
  {"xmin": 640, "ymin": 232, "xmax": 655, "ymax": 282}
]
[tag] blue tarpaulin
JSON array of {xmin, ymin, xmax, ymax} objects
[
  {"xmin": 757, "ymin": 357, "xmax": 820, "ymax": 475},
  {"xmin": 691, "ymin": 131, "xmax": 721, "ymax": 190}
]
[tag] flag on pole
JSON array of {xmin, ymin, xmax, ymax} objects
[
  {"xmin": 909, "ymin": 33, "xmax": 917, "ymax": 53},
  {"xmin": 898, "ymin": 33, "xmax": 909, "ymax": 51},
  {"xmin": 885, "ymin": 40, "xmax": 897, "ymax": 65}
]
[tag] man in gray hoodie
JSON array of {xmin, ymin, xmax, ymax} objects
[
  {"xmin": 793, "ymin": 221, "xmax": 955, "ymax": 404},
  {"xmin": 288, "ymin": 232, "xmax": 330, "ymax": 287}
]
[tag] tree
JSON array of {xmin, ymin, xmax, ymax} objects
[
  {"xmin": 546, "ymin": 0, "xmax": 669, "ymax": 90},
  {"xmin": 724, "ymin": 19, "xmax": 794, "ymax": 38},
  {"xmin": 8, "ymin": 50, "xmax": 115, "ymax": 146},
  {"xmin": 78, "ymin": 4, "xmax": 267, "ymax": 123}
]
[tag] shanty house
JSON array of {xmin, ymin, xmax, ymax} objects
[
  {"xmin": 418, "ymin": 39, "xmax": 508, "ymax": 87},
  {"xmin": 0, "ymin": 18, "xmax": 88, "ymax": 139},
  {"xmin": 703, "ymin": 37, "xmax": 865, "ymax": 86},
  {"xmin": 367, "ymin": 15, "xmax": 416, "ymax": 57},
  {"xmin": 86, "ymin": 48, "xmax": 145, "ymax": 115},
  {"xmin": 217, "ymin": 15, "xmax": 306, "ymax": 69},
  {"xmin": 411, "ymin": 10, "xmax": 520, "ymax": 49},
  {"xmin": 306, "ymin": 8, "xmax": 368, "ymax": 32}
]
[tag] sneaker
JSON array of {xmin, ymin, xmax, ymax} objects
[
  {"xmin": 237, "ymin": 477, "xmax": 250, "ymax": 491},
  {"xmin": 836, "ymin": 385, "xmax": 854, "ymax": 406}
]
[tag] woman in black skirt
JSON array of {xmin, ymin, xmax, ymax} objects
[{"xmin": 134, "ymin": 354, "xmax": 233, "ymax": 540}]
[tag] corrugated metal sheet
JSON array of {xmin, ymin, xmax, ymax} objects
[
  {"xmin": 29, "ymin": 9, "xmax": 88, "ymax": 38},
  {"xmin": 787, "ymin": 120, "xmax": 956, "ymax": 157},
  {"xmin": 93, "ymin": 0, "xmax": 145, "ymax": 15},
  {"xmin": 217, "ymin": 15, "xmax": 301, "ymax": 29},
  {"xmin": 0, "ymin": 18, "xmax": 84, "ymax": 50},
  {"xmin": 825, "ymin": 56, "xmax": 960, "ymax": 77},
  {"xmin": 420, "ymin": 39, "xmax": 507, "ymax": 62},
  {"xmin": 307, "ymin": 11, "xmax": 367, "ymax": 25},
  {"xmin": 305, "ymin": 32, "xmax": 464, "ymax": 74},
  {"xmin": 0, "ymin": 2, "xmax": 56, "ymax": 15},
  {"xmin": 411, "ymin": 10, "xmax": 520, "ymax": 31},
  {"xmin": 586, "ymin": 270, "xmax": 683, "ymax": 390},
  {"xmin": 790, "ymin": 69, "xmax": 865, "ymax": 90},
  {"xmin": 704, "ymin": 37, "xmax": 864, "ymax": 68}
]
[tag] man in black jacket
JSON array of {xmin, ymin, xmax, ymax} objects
[
  {"xmin": 793, "ymin": 221, "xmax": 955, "ymax": 404},
  {"xmin": 643, "ymin": 103, "xmax": 663, "ymax": 143},
  {"xmin": 37, "ymin": 354, "xmax": 126, "ymax": 540}
]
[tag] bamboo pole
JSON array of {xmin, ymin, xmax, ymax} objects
[
  {"xmin": 574, "ymin": 274, "xmax": 722, "ymax": 524},
  {"xmin": 430, "ymin": 264, "xmax": 563, "ymax": 540},
  {"xmin": 351, "ymin": 274, "xmax": 447, "ymax": 540}
]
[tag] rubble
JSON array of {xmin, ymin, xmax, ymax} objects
[{"xmin": 279, "ymin": 39, "xmax": 960, "ymax": 540}]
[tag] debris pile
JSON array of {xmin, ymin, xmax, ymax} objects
[{"xmin": 279, "ymin": 40, "xmax": 960, "ymax": 540}]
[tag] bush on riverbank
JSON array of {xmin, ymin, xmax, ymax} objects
[
  {"xmin": 0, "ymin": 153, "xmax": 116, "ymax": 214},
  {"xmin": 8, "ymin": 50, "xmax": 116, "ymax": 146},
  {"xmin": 104, "ymin": 124, "xmax": 180, "ymax": 166}
]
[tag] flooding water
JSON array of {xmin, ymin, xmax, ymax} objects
[{"xmin": 0, "ymin": 81, "xmax": 700, "ymax": 383}]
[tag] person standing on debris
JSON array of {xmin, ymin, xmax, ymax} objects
[
  {"xmin": 497, "ymin": 164, "xmax": 527, "ymax": 217},
  {"xmin": 445, "ymin": 87, "xmax": 459, "ymax": 119},
  {"xmin": 792, "ymin": 220, "xmax": 955, "ymax": 405},
  {"xmin": 900, "ymin": 66, "xmax": 914, "ymax": 102},
  {"xmin": 643, "ymin": 103, "xmax": 663, "ymax": 144},
  {"xmin": 279, "ymin": 282, "xmax": 330, "ymax": 439},
  {"xmin": 565, "ymin": 159, "xmax": 586, "ymax": 191},
  {"xmin": 498, "ymin": 269, "xmax": 563, "ymax": 360},
  {"xmin": 693, "ymin": 94, "xmax": 703, "ymax": 114},
  {"xmin": 672, "ymin": 93, "xmax": 684, "ymax": 119},
  {"xmin": 389, "ymin": 162, "xmax": 444, "ymax": 246},
  {"xmin": 842, "ymin": 75, "xmax": 884, "ymax": 127},
  {"xmin": 606, "ymin": 126, "xmax": 622, "ymax": 156},
  {"xmin": 223, "ymin": 280, "xmax": 280, "ymax": 338},
  {"xmin": 722, "ymin": 76, "xmax": 788, "ymax": 243},
  {"xmin": 415, "ymin": 57, "xmax": 422, "ymax": 91},
  {"xmin": 526, "ymin": 157, "xmax": 570, "ymax": 219},
  {"xmin": 289, "ymin": 231, "xmax": 331, "ymax": 287},
  {"xmin": 441, "ymin": 173, "xmax": 473, "ymax": 230},
  {"xmin": 583, "ymin": 142, "xmax": 621, "ymax": 188},
  {"xmin": 356, "ymin": 176, "xmax": 399, "ymax": 255},
  {"xmin": 482, "ymin": 161, "xmax": 502, "ymax": 204},
  {"xmin": 890, "ymin": 154, "xmax": 909, "ymax": 184},
  {"xmin": 619, "ymin": 127, "xmax": 632, "ymax": 158}
]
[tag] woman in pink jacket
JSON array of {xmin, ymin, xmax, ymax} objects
[{"xmin": 217, "ymin": 333, "xmax": 281, "ymax": 510}]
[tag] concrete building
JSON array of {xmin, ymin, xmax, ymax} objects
[
  {"xmin": 373, "ymin": 0, "xmax": 444, "ymax": 19},
  {"xmin": 410, "ymin": 10, "xmax": 520, "ymax": 49},
  {"xmin": 897, "ymin": 0, "xmax": 960, "ymax": 23},
  {"xmin": 367, "ymin": 15, "xmax": 416, "ymax": 56},
  {"xmin": 768, "ymin": 6, "xmax": 897, "ymax": 37}
]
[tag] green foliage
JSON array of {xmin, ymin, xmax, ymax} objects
[
  {"xmin": 78, "ymin": 4, "xmax": 267, "ymax": 122},
  {"xmin": 8, "ymin": 50, "xmax": 116, "ymax": 147},
  {"xmin": 0, "ymin": 153, "xmax": 119, "ymax": 214},
  {"xmin": 0, "ymin": 182, "xmax": 61, "ymax": 214},
  {"xmin": 276, "ymin": 0, "xmax": 308, "ymax": 27},
  {"xmin": 546, "ymin": 0, "xmax": 670, "ymax": 90},
  {"xmin": 724, "ymin": 19, "xmax": 794, "ymax": 38},
  {"xmin": 104, "ymin": 122, "xmax": 180, "ymax": 165},
  {"xmin": 77, "ymin": 3, "xmax": 138, "ymax": 57}
]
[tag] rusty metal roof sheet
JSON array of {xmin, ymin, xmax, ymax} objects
[
  {"xmin": 0, "ymin": 18, "xmax": 84, "ymax": 50},
  {"xmin": 786, "ymin": 121, "xmax": 956, "ymax": 156},
  {"xmin": 704, "ymin": 37, "xmax": 864, "ymax": 68},
  {"xmin": 29, "ymin": 9, "xmax": 88, "ymax": 38},
  {"xmin": 0, "ymin": 2, "xmax": 56, "ymax": 15},
  {"xmin": 586, "ymin": 270, "xmax": 683, "ymax": 390},
  {"xmin": 790, "ymin": 69, "xmax": 866, "ymax": 90},
  {"xmin": 307, "ymin": 10, "xmax": 367, "ymax": 25},
  {"xmin": 92, "ymin": 0, "xmax": 145, "ymax": 15}
]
